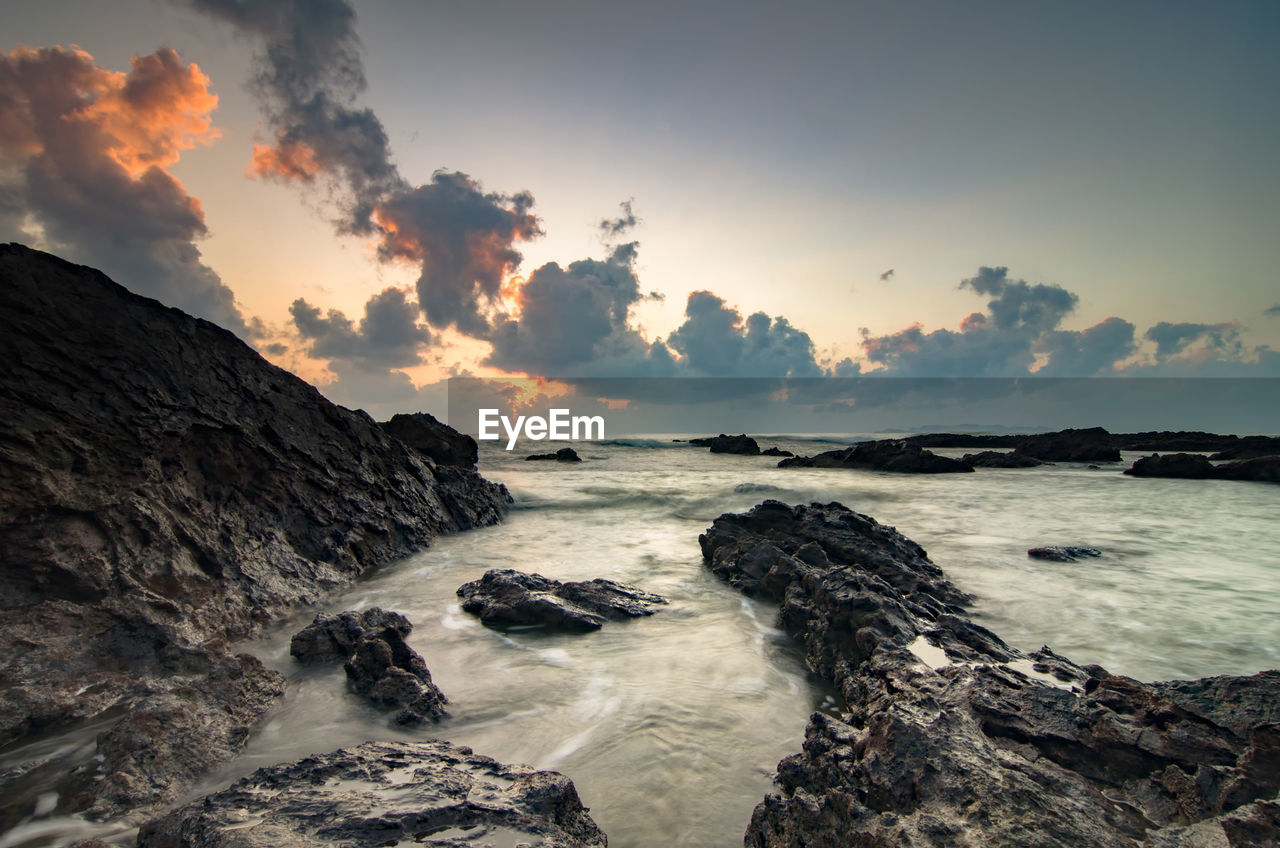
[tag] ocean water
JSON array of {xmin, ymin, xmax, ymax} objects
[{"xmin": 4, "ymin": 435, "xmax": 1278, "ymax": 847}]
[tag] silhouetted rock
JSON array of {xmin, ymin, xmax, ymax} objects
[
  {"xmin": 761, "ymin": 446, "xmax": 795, "ymax": 457},
  {"xmin": 1210, "ymin": 435, "xmax": 1280, "ymax": 461},
  {"xmin": 380, "ymin": 411, "xmax": 478, "ymax": 468},
  {"xmin": 961, "ymin": 449, "xmax": 1044, "ymax": 467},
  {"xmin": 903, "ymin": 433, "xmax": 1022, "ymax": 448},
  {"xmin": 457, "ymin": 569, "xmax": 667, "ymax": 632},
  {"xmin": 135, "ymin": 740, "xmax": 607, "ymax": 848},
  {"xmin": 701, "ymin": 500, "xmax": 1280, "ymax": 847},
  {"xmin": 1213, "ymin": 455, "xmax": 1280, "ymax": 483},
  {"xmin": 1028, "ymin": 545, "xmax": 1102, "ymax": 562},
  {"xmin": 344, "ymin": 628, "xmax": 448, "ymax": 725},
  {"xmin": 690, "ymin": 433, "xmax": 761, "ymax": 454},
  {"xmin": 290, "ymin": 608, "xmax": 412, "ymax": 664},
  {"xmin": 1114, "ymin": 430, "xmax": 1241, "ymax": 452},
  {"xmin": 0, "ymin": 244, "xmax": 511, "ymax": 820},
  {"xmin": 526, "ymin": 447, "xmax": 583, "ymax": 462},
  {"xmin": 1015, "ymin": 426, "xmax": 1121, "ymax": 462},
  {"xmin": 778, "ymin": 440, "xmax": 974, "ymax": 473},
  {"xmin": 1126, "ymin": 452, "xmax": 1215, "ymax": 479}
]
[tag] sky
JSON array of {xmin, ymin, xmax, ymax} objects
[{"xmin": 4, "ymin": 0, "xmax": 1279, "ymax": 425}]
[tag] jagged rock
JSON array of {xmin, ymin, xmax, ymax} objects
[
  {"xmin": 290, "ymin": 608, "xmax": 412, "ymax": 663},
  {"xmin": 1028, "ymin": 545, "xmax": 1102, "ymax": 562},
  {"xmin": 961, "ymin": 449, "xmax": 1044, "ymax": 467},
  {"xmin": 1126, "ymin": 453, "xmax": 1216, "ymax": 479},
  {"xmin": 457, "ymin": 569, "xmax": 667, "ymax": 632},
  {"xmin": 778, "ymin": 440, "xmax": 974, "ymax": 473},
  {"xmin": 344, "ymin": 628, "xmax": 448, "ymax": 725},
  {"xmin": 381, "ymin": 412, "xmax": 479, "ymax": 468},
  {"xmin": 0, "ymin": 244, "xmax": 511, "ymax": 820},
  {"xmin": 1015, "ymin": 426, "xmax": 1121, "ymax": 462},
  {"xmin": 526, "ymin": 447, "xmax": 583, "ymax": 462},
  {"xmin": 701, "ymin": 500, "xmax": 1280, "ymax": 847},
  {"xmin": 135, "ymin": 740, "xmax": 607, "ymax": 848},
  {"xmin": 689, "ymin": 433, "xmax": 761, "ymax": 454},
  {"xmin": 761, "ymin": 446, "xmax": 795, "ymax": 457}
]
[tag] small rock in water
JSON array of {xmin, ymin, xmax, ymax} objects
[
  {"xmin": 135, "ymin": 740, "xmax": 607, "ymax": 848},
  {"xmin": 526, "ymin": 447, "xmax": 583, "ymax": 462},
  {"xmin": 1027, "ymin": 545, "xmax": 1103, "ymax": 562},
  {"xmin": 344, "ymin": 628, "xmax": 448, "ymax": 725},
  {"xmin": 689, "ymin": 433, "xmax": 761, "ymax": 455},
  {"xmin": 761, "ymin": 446, "xmax": 795, "ymax": 457},
  {"xmin": 290, "ymin": 608, "xmax": 412, "ymax": 663},
  {"xmin": 457, "ymin": 569, "xmax": 667, "ymax": 632}
]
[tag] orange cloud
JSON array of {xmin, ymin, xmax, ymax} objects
[{"xmin": 246, "ymin": 136, "xmax": 322, "ymax": 182}]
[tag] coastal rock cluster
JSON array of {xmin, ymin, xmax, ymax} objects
[
  {"xmin": 0, "ymin": 245, "xmax": 511, "ymax": 819},
  {"xmin": 1126, "ymin": 453, "xmax": 1280, "ymax": 483},
  {"xmin": 778, "ymin": 440, "xmax": 974, "ymax": 473},
  {"xmin": 291, "ymin": 608, "xmax": 448, "ymax": 725},
  {"xmin": 527, "ymin": 447, "xmax": 583, "ymax": 462},
  {"xmin": 457, "ymin": 569, "xmax": 668, "ymax": 631},
  {"xmin": 701, "ymin": 500, "xmax": 1280, "ymax": 847},
  {"xmin": 135, "ymin": 740, "xmax": 608, "ymax": 848}
]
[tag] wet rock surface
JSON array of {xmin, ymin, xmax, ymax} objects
[
  {"xmin": 457, "ymin": 569, "xmax": 668, "ymax": 631},
  {"xmin": 700, "ymin": 500, "xmax": 1280, "ymax": 847},
  {"xmin": 761, "ymin": 446, "xmax": 795, "ymax": 457},
  {"xmin": 135, "ymin": 740, "xmax": 608, "ymax": 848},
  {"xmin": 0, "ymin": 245, "xmax": 511, "ymax": 820},
  {"xmin": 961, "ymin": 449, "xmax": 1044, "ymax": 467},
  {"xmin": 526, "ymin": 447, "xmax": 583, "ymax": 462},
  {"xmin": 690, "ymin": 433, "xmax": 762, "ymax": 454},
  {"xmin": 290, "ymin": 608, "xmax": 413, "ymax": 664},
  {"xmin": 380, "ymin": 412, "xmax": 479, "ymax": 468},
  {"xmin": 778, "ymin": 440, "xmax": 974, "ymax": 473},
  {"xmin": 344, "ymin": 627, "xmax": 449, "ymax": 725},
  {"xmin": 1028, "ymin": 545, "xmax": 1103, "ymax": 562}
]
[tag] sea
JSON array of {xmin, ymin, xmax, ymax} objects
[{"xmin": 5, "ymin": 435, "xmax": 1278, "ymax": 847}]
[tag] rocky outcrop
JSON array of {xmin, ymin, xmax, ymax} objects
[
  {"xmin": 1028, "ymin": 545, "xmax": 1102, "ymax": 562},
  {"xmin": 526, "ymin": 447, "xmax": 583, "ymax": 462},
  {"xmin": 1209, "ymin": 436, "xmax": 1280, "ymax": 461},
  {"xmin": 1126, "ymin": 453, "xmax": 1280, "ymax": 483},
  {"xmin": 344, "ymin": 627, "xmax": 449, "ymax": 725},
  {"xmin": 1114, "ymin": 431, "xmax": 1241, "ymax": 452},
  {"xmin": 381, "ymin": 412, "xmax": 479, "ymax": 468},
  {"xmin": 690, "ymin": 433, "xmax": 761, "ymax": 454},
  {"xmin": 700, "ymin": 500, "xmax": 1280, "ymax": 847},
  {"xmin": 457, "ymin": 569, "xmax": 668, "ymax": 631},
  {"xmin": 290, "ymin": 608, "xmax": 413, "ymax": 663},
  {"xmin": 0, "ymin": 244, "xmax": 511, "ymax": 820},
  {"xmin": 135, "ymin": 740, "xmax": 608, "ymax": 848},
  {"xmin": 778, "ymin": 440, "xmax": 974, "ymax": 473},
  {"xmin": 761, "ymin": 446, "xmax": 795, "ymax": 457},
  {"xmin": 1015, "ymin": 426, "xmax": 1121, "ymax": 462},
  {"xmin": 961, "ymin": 449, "xmax": 1044, "ymax": 467}
]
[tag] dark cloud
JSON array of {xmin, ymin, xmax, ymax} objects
[
  {"xmin": 959, "ymin": 265, "xmax": 1077, "ymax": 334},
  {"xmin": 290, "ymin": 286, "xmax": 430, "ymax": 370},
  {"xmin": 375, "ymin": 170, "xmax": 542, "ymax": 335},
  {"xmin": 1263, "ymin": 304, "xmax": 1280, "ymax": 316},
  {"xmin": 0, "ymin": 45, "xmax": 247, "ymax": 335},
  {"xmin": 1144, "ymin": 321, "xmax": 1244, "ymax": 362},
  {"xmin": 188, "ymin": 0, "xmax": 405, "ymax": 233},
  {"xmin": 1035, "ymin": 317, "xmax": 1137, "ymax": 376},
  {"xmin": 599, "ymin": 199, "xmax": 638, "ymax": 237},
  {"xmin": 667, "ymin": 291, "xmax": 825, "ymax": 378}
]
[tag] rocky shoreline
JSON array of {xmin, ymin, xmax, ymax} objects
[{"xmin": 701, "ymin": 500, "xmax": 1280, "ymax": 846}]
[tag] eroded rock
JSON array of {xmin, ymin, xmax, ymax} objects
[
  {"xmin": 344, "ymin": 628, "xmax": 448, "ymax": 725},
  {"xmin": 290, "ymin": 608, "xmax": 413, "ymax": 664},
  {"xmin": 135, "ymin": 740, "xmax": 608, "ymax": 848},
  {"xmin": 457, "ymin": 569, "xmax": 667, "ymax": 632}
]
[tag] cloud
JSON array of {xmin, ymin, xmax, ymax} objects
[
  {"xmin": 1144, "ymin": 321, "xmax": 1244, "ymax": 361},
  {"xmin": 959, "ymin": 265, "xmax": 1078, "ymax": 334},
  {"xmin": 188, "ymin": 0, "xmax": 404, "ymax": 234},
  {"xmin": 1035, "ymin": 317, "xmax": 1138, "ymax": 376},
  {"xmin": 375, "ymin": 171, "xmax": 542, "ymax": 335},
  {"xmin": 667, "ymin": 291, "xmax": 825, "ymax": 377},
  {"xmin": 290, "ymin": 286, "xmax": 430, "ymax": 371},
  {"xmin": 0, "ymin": 45, "xmax": 247, "ymax": 334},
  {"xmin": 1264, "ymin": 304, "xmax": 1280, "ymax": 316},
  {"xmin": 599, "ymin": 199, "xmax": 638, "ymax": 237}
]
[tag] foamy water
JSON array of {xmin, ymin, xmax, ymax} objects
[{"xmin": 5, "ymin": 434, "xmax": 1278, "ymax": 847}]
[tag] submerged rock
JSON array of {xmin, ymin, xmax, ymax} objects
[
  {"xmin": 0, "ymin": 244, "xmax": 511, "ymax": 820},
  {"xmin": 961, "ymin": 449, "xmax": 1044, "ymax": 467},
  {"xmin": 457, "ymin": 569, "xmax": 667, "ymax": 631},
  {"xmin": 290, "ymin": 608, "xmax": 413, "ymax": 664},
  {"xmin": 526, "ymin": 447, "xmax": 583, "ymax": 462},
  {"xmin": 778, "ymin": 440, "xmax": 974, "ymax": 473},
  {"xmin": 1027, "ymin": 545, "xmax": 1103, "ymax": 562},
  {"xmin": 701, "ymin": 500, "xmax": 1280, "ymax": 847},
  {"xmin": 381, "ymin": 412, "xmax": 479, "ymax": 468},
  {"xmin": 135, "ymin": 740, "xmax": 607, "ymax": 848},
  {"xmin": 690, "ymin": 433, "xmax": 761, "ymax": 454}
]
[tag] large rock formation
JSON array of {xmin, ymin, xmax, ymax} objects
[
  {"xmin": 961, "ymin": 449, "xmax": 1044, "ymax": 468},
  {"xmin": 1014, "ymin": 426, "xmax": 1121, "ymax": 462},
  {"xmin": 380, "ymin": 412, "xmax": 479, "ymax": 468},
  {"xmin": 690, "ymin": 433, "xmax": 762, "ymax": 454},
  {"xmin": 700, "ymin": 500, "xmax": 1280, "ymax": 847},
  {"xmin": 0, "ymin": 244, "xmax": 511, "ymax": 820},
  {"xmin": 457, "ymin": 569, "xmax": 668, "ymax": 631},
  {"xmin": 1126, "ymin": 453, "xmax": 1280, "ymax": 484},
  {"xmin": 778, "ymin": 440, "xmax": 974, "ymax": 473},
  {"xmin": 135, "ymin": 741, "xmax": 607, "ymax": 848}
]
